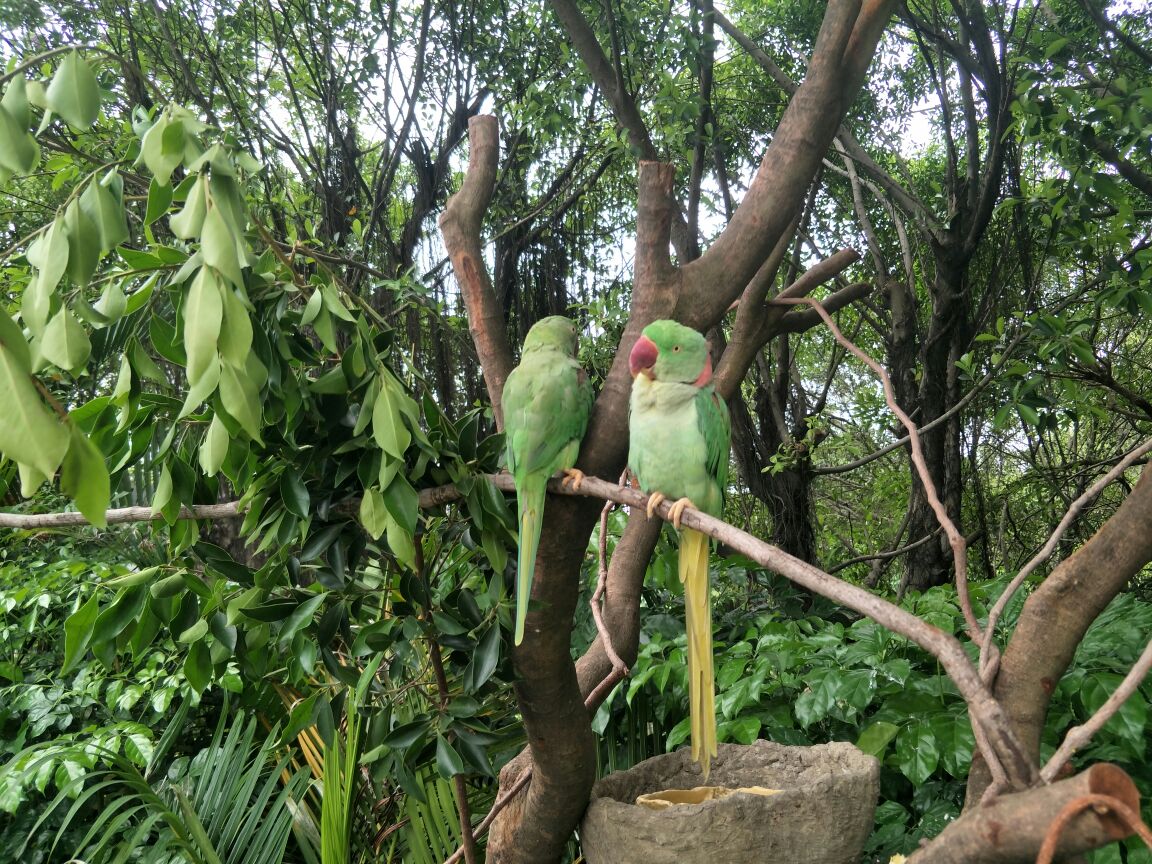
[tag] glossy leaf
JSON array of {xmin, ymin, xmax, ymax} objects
[
  {"xmin": 183, "ymin": 639, "xmax": 212, "ymax": 693},
  {"xmin": 434, "ymin": 735, "xmax": 465, "ymax": 779},
  {"xmin": 62, "ymin": 592, "xmax": 100, "ymax": 674}
]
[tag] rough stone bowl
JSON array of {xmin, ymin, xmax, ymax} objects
[{"xmin": 580, "ymin": 740, "xmax": 880, "ymax": 864}]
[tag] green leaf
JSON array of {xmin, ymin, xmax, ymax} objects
[
  {"xmin": 387, "ymin": 517, "xmax": 416, "ymax": 571},
  {"xmin": 895, "ymin": 723, "xmax": 939, "ymax": 785},
  {"xmin": 198, "ymin": 414, "xmax": 229, "ymax": 475},
  {"xmin": 23, "ymin": 219, "xmax": 69, "ymax": 334},
  {"xmin": 151, "ymin": 463, "xmax": 173, "ymax": 516},
  {"xmin": 145, "ymin": 175, "xmax": 174, "ymax": 224},
  {"xmin": 280, "ymin": 471, "xmax": 310, "ymax": 518},
  {"xmin": 201, "ymin": 201, "xmax": 244, "ymax": 289},
  {"xmin": 466, "ymin": 625, "xmax": 501, "ymax": 693},
  {"xmin": 0, "ymin": 335, "xmax": 70, "ymax": 478},
  {"xmin": 63, "ymin": 198, "xmax": 99, "ymax": 288},
  {"xmin": 0, "ymin": 304, "xmax": 31, "ymax": 369},
  {"xmin": 278, "ymin": 592, "xmax": 327, "ymax": 644},
  {"xmin": 723, "ymin": 716, "xmax": 760, "ymax": 745},
  {"xmin": 372, "ymin": 375, "xmax": 412, "ymax": 459},
  {"xmin": 2, "ymin": 76, "xmax": 30, "ymax": 127},
  {"xmin": 60, "ymin": 424, "xmax": 109, "ymax": 526},
  {"xmin": 856, "ymin": 721, "xmax": 900, "ymax": 758},
  {"xmin": 381, "ymin": 720, "xmax": 427, "ymax": 751},
  {"xmin": 79, "ymin": 173, "xmax": 129, "ymax": 252},
  {"xmin": 177, "ymin": 618, "xmax": 209, "ymax": 643},
  {"xmin": 300, "ymin": 288, "xmax": 323, "ymax": 326},
  {"xmin": 150, "ymin": 573, "xmax": 188, "ymax": 599},
  {"xmin": 218, "ymin": 285, "xmax": 253, "ymax": 368},
  {"xmin": 218, "ymin": 362, "xmax": 262, "ymax": 441},
  {"xmin": 62, "ymin": 592, "xmax": 100, "ymax": 674},
  {"xmin": 97, "ymin": 281, "xmax": 127, "ymax": 322},
  {"xmin": 382, "ymin": 475, "xmax": 418, "ymax": 535},
  {"xmin": 183, "ymin": 639, "xmax": 212, "ymax": 693},
  {"xmin": 45, "ymin": 51, "xmax": 101, "ymax": 129},
  {"xmin": 359, "ymin": 487, "xmax": 388, "ymax": 540},
  {"xmin": 39, "ymin": 307, "xmax": 92, "ymax": 375},
  {"xmin": 320, "ymin": 284, "xmax": 355, "ymax": 322},
  {"xmin": 0, "ymin": 103, "xmax": 39, "ymax": 175},
  {"xmin": 435, "ymin": 735, "xmax": 465, "ymax": 779},
  {"xmin": 794, "ymin": 669, "xmax": 836, "ymax": 727},
  {"xmin": 170, "ymin": 173, "xmax": 207, "ymax": 239},
  {"xmin": 92, "ymin": 585, "xmax": 147, "ymax": 645},
  {"xmin": 184, "ymin": 267, "xmax": 223, "ymax": 385}
]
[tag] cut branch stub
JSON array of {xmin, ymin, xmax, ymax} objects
[{"xmin": 907, "ymin": 763, "xmax": 1140, "ymax": 864}]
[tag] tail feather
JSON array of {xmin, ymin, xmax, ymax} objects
[
  {"xmin": 680, "ymin": 527, "xmax": 716, "ymax": 779},
  {"xmin": 514, "ymin": 477, "xmax": 546, "ymax": 646}
]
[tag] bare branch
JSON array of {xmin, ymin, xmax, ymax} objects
[
  {"xmin": 771, "ymin": 296, "xmax": 984, "ymax": 645},
  {"xmin": 1042, "ymin": 637, "xmax": 1152, "ymax": 783},
  {"xmin": 980, "ymin": 436, "xmax": 1152, "ymax": 680}
]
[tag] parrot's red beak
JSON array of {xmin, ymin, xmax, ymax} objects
[{"xmin": 629, "ymin": 335, "xmax": 659, "ymax": 378}]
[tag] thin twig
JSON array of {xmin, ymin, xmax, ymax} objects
[
  {"xmin": 1041, "ymin": 637, "xmax": 1152, "ymax": 783},
  {"xmin": 770, "ymin": 296, "xmax": 985, "ymax": 645},
  {"xmin": 589, "ymin": 474, "xmax": 629, "ymax": 679},
  {"xmin": 979, "ymin": 436, "xmax": 1152, "ymax": 681}
]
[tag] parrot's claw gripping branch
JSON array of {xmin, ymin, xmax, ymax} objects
[
  {"xmin": 644, "ymin": 491, "xmax": 666, "ymax": 520},
  {"xmin": 667, "ymin": 497, "xmax": 696, "ymax": 530},
  {"xmin": 561, "ymin": 468, "xmax": 587, "ymax": 491}
]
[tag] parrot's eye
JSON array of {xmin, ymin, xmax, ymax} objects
[{"xmin": 673, "ymin": 345, "xmax": 681, "ymax": 352}]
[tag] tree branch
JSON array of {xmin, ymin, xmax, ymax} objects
[{"xmin": 438, "ymin": 115, "xmax": 514, "ymax": 430}]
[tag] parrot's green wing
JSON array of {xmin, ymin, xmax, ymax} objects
[{"xmin": 695, "ymin": 385, "xmax": 731, "ymax": 517}]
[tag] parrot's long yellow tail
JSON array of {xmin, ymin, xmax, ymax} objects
[{"xmin": 680, "ymin": 527, "xmax": 716, "ymax": 779}]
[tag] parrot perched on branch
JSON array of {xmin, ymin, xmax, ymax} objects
[
  {"xmin": 503, "ymin": 315, "xmax": 594, "ymax": 646},
  {"xmin": 628, "ymin": 319, "xmax": 731, "ymax": 779}
]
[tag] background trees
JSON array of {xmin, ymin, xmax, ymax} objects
[{"xmin": 1, "ymin": 0, "xmax": 1151, "ymax": 862}]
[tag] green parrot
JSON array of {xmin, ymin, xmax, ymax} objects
[
  {"xmin": 628, "ymin": 319, "xmax": 730, "ymax": 779},
  {"xmin": 503, "ymin": 315, "xmax": 594, "ymax": 646}
]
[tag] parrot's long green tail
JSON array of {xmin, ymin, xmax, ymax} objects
[
  {"xmin": 680, "ymin": 527, "xmax": 716, "ymax": 779},
  {"xmin": 514, "ymin": 477, "xmax": 546, "ymax": 646}
]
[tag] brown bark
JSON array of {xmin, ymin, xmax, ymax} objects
[
  {"xmin": 967, "ymin": 463, "xmax": 1152, "ymax": 802},
  {"xmin": 438, "ymin": 115, "xmax": 514, "ymax": 431},
  {"xmin": 908, "ymin": 763, "xmax": 1140, "ymax": 864}
]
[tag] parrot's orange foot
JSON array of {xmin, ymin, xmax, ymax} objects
[
  {"xmin": 561, "ymin": 468, "xmax": 586, "ymax": 491},
  {"xmin": 645, "ymin": 492, "xmax": 666, "ymax": 520},
  {"xmin": 667, "ymin": 497, "xmax": 697, "ymax": 529}
]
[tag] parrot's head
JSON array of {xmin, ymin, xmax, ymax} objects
[
  {"xmin": 629, "ymin": 319, "xmax": 712, "ymax": 386},
  {"xmin": 522, "ymin": 315, "xmax": 579, "ymax": 356}
]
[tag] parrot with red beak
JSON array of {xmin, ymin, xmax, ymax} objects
[{"xmin": 628, "ymin": 319, "xmax": 730, "ymax": 779}]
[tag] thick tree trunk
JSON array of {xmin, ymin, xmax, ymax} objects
[{"xmin": 898, "ymin": 262, "xmax": 969, "ymax": 591}]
